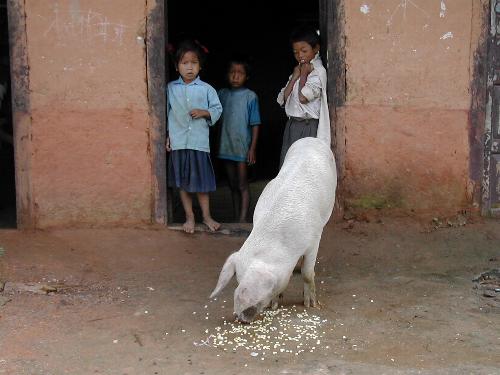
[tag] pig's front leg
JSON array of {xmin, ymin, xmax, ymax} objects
[
  {"xmin": 302, "ymin": 270, "xmax": 316, "ymax": 308},
  {"xmin": 302, "ymin": 238, "xmax": 321, "ymax": 308}
]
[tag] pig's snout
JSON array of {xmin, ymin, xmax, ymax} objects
[{"xmin": 238, "ymin": 306, "xmax": 258, "ymax": 323}]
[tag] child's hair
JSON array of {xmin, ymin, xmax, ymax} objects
[
  {"xmin": 289, "ymin": 25, "xmax": 321, "ymax": 48},
  {"xmin": 227, "ymin": 53, "xmax": 252, "ymax": 77},
  {"xmin": 174, "ymin": 39, "xmax": 207, "ymax": 67}
]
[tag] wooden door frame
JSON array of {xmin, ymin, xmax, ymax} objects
[
  {"xmin": 156, "ymin": 0, "xmax": 347, "ymax": 223},
  {"xmin": 320, "ymin": 0, "xmax": 346, "ymax": 218},
  {"xmin": 481, "ymin": 0, "xmax": 500, "ymax": 216},
  {"xmin": 146, "ymin": 0, "xmax": 168, "ymax": 225},
  {"xmin": 7, "ymin": 0, "xmax": 34, "ymax": 229}
]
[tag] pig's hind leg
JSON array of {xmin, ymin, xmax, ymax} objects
[
  {"xmin": 270, "ymin": 293, "xmax": 284, "ymax": 310},
  {"xmin": 301, "ymin": 236, "xmax": 321, "ymax": 308}
]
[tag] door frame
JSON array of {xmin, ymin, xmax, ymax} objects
[
  {"xmin": 320, "ymin": 0, "xmax": 346, "ymax": 218},
  {"xmin": 9, "ymin": 0, "xmax": 346, "ymax": 228},
  {"xmin": 146, "ymin": 0, "xmax": 168, "ymax": 225},
  {"xmin": 482, "ymin": 0, "xmax": 500, "ymax": 216},
  {"xmin": 152, "ymin": 0, "xmax": 346, "ymax": 223},
  {"xmin": 7, "ymin": 0, "xmax": 33, "ymax": 229}
]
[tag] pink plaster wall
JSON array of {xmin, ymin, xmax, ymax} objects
[
  {"xmin": 25, "ymin": 0, "xmax": 152, "ymax": 226},
  {"xmin": 17, "ymin": 0, "xmax": 488, "ymax": 226},
  {"xmin": 342, "ymin": 0, "xmax": 485, "ymax": 214}
]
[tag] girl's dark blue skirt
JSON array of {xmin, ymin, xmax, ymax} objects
[{"xmin": 168, "ymin": 149, "xmax": 216, "ymax": 193}]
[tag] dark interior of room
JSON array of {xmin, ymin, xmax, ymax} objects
[
  {"xmin": 0, "ymin": 0, "xmax": 16, "ymax": 228},
  {"xmin": 167, "ymin": 0, "xmax": 319, "ymax": 223}
]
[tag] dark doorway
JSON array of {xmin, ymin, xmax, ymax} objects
[
  {"xmin": 166, "ymin": 0, "xmax": 319, "ymax": 224},
  {"xmin": 0, "ymin": 0, "xmax": 16, "ymax": 228}
]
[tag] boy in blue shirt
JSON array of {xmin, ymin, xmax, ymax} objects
[{"xmin": 217, "ymin": 57, "xmax": 261, "ymax": 222}]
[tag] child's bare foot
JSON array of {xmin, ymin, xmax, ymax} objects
[
  {"xmin": 183, "ymin": 217, "xmax": 195, "ymax": 234},
  {"xmin": 203, "ymin": 216, "xmax": 220, "ymax": 232}
]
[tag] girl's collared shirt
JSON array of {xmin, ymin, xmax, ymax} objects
[{"xmin": 167, "ymin": 76, "xmax": 222, "ymax": 152}]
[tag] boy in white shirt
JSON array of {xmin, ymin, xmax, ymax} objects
[{"xmin": 277, "ymin": 26, "xmax": 329, "ymax": 168}]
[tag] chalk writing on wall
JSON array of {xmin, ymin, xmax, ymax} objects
[
  {"xmin": 386, "ymin": 0, "xmax": 430, "ymax": 28},
  {"xmin": 42, "ymin": 3, "xmax": 129, "ymax": 45}
]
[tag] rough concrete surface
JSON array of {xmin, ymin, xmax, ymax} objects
[
  {"xmin": 342, "ymin": 105, "xmax": 470, "ymax": 213},
  {"xmin": 0, "ymin": 217, "xmax": 499, "ymax": 374},
  {"xmin": 23, "ymin": 1, "xmax": 152, "ymax": 227},
  {"xmin": 340, "ymin": 0, "xmax": 486, "ymax": 213}
]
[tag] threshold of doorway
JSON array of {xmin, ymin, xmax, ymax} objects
[{"xmin": 167, "ymin": 222, "xmax": 252, "ymax": 237}]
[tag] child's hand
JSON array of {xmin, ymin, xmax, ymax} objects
[
  {"xmin": 189, "ymin": 109, "xmax": 210, "ymax": 119},
  {"xmin": 300, "ymin": 62, "xmax": 314, "ymax": 77},
  {"xmin": 165, "ymin": 137, "xmax": 171, "ymax": 152},
  {"xmin": 247, "ymin": 148, "xmax": 256, "ymax": 165}
]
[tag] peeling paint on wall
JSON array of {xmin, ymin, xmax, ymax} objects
[
  {"xmin": 360, "ymin": 4, "xmax": 370, "ymax": 15},
  {"xmin": 493, "ymin": 141, "xmax": 499, "ymax": 153},
  {"xmin": 440, "ymin": 31, "xmax": 453, "ymax": 40},
  {"xmin": 440, "ymin": 1, "xmax": 446, "ymax": 18}
]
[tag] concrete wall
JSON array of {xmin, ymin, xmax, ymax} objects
[
  {"xmin": 340, "ymin": 0, "xmax": 488, "ymax": 214},
  {"xmin": 23, "ymin": 0, "xmax": 152, "ymax": 226}
]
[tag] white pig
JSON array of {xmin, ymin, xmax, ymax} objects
[{"xmin": 210, "ymin": 136, "xmax": 337, "ymax": 322}]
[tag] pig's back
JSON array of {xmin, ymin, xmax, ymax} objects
[{"xmin": 252, "ymin": 137, "xmax": 336, "ymax": 239}]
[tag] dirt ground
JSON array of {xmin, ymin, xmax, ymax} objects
[{"xmin": 0, "ymin": 216, "xmax": 499, "ymax": 375}]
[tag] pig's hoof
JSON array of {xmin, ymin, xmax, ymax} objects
[
  {"xmin": 304, "ymin": 294, "xmax": 311, "ymax": 308},
  {"xmin": 304, "ymin": 290, "xmax": 317, "ymax": 308},
  {"xmin": 271, "ymin": 300, "xmax": 279, "ymax": 310},
  {"xmin": 304, "ymin": 298, "xmax": 317, "ymax": 308},
  {"xmin": 271, "ymin": 294, "xmax": 281, "ymax": 310}
]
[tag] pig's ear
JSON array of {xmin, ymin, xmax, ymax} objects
[{"xmin": 210, "ymin": 252, "xmax": 237, "ymax": 298}]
